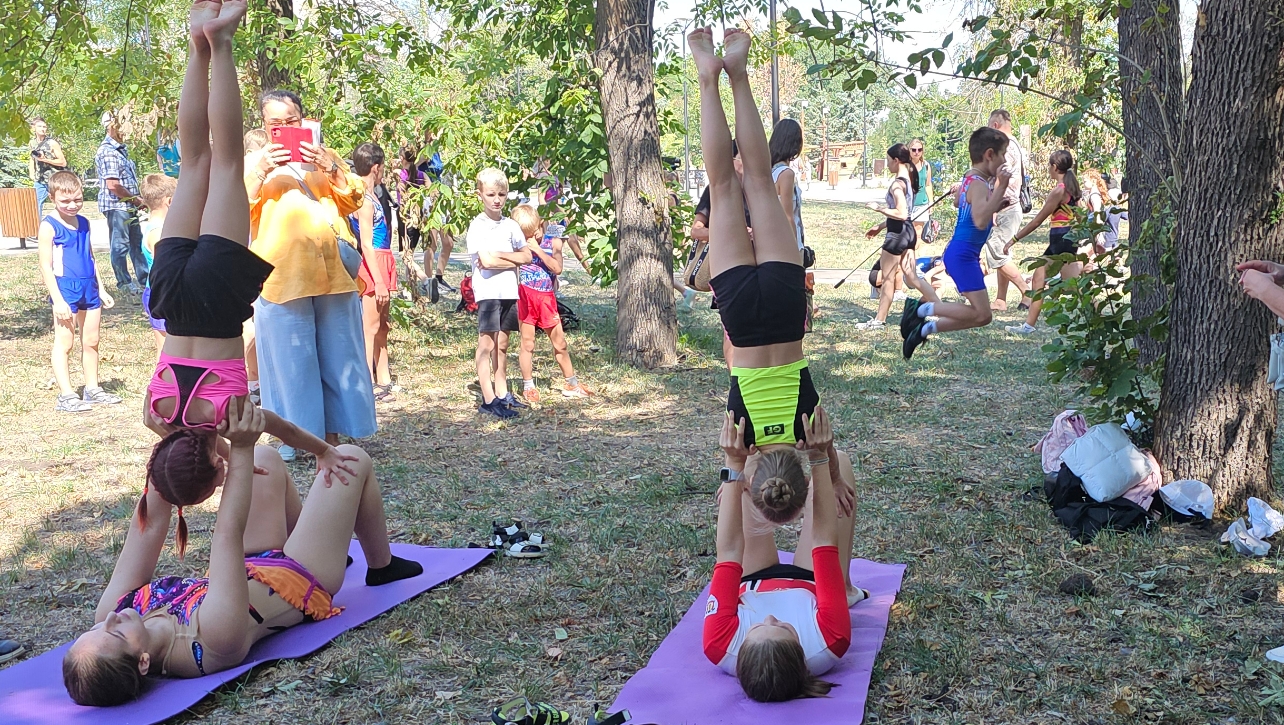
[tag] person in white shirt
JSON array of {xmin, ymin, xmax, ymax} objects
[{"xmin": 467, "ymin": 168, "xmax": 532, "ymax": 419}]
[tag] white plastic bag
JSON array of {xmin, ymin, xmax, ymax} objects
[
  {"xmin": 1247, "ymin": 497, "xmax": 1284, "ymax": 539},
  {"xmin": 1060, "ymin": 423, "xmax": 1154, "ymax": 503},
  {"xmin": 1221, "ymin": 518, "xmax": 1271, "ymax": 557},
  {"xmin": 1158, "ymin": 479, "xmax": 1215, "ymax": 519}
]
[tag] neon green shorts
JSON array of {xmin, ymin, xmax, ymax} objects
[{"xmin": 727, "ymin": 359, "xmax": 819, "ymax": 447}]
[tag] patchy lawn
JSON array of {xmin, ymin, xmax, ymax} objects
[{"xmin": 1, "ymin": 200, "xmax": 1282, "ymax": 724}]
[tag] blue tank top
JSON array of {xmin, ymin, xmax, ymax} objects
[
  {"xmin": 47, "ymin": 215, "xmax": 95, "ymax": 280},
  {"xmin": 349, "ymin": 192, "xmax": 390, "ymax": 250},
  {"xmin": 947, "ymin": 174, "xmax": 993, "ymax": 253}
]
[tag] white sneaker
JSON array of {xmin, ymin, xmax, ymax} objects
[
  {"xmin": 278, "ymin": 445, "xmax": 296, "ymax": 462},
  {"xmin": 1005, "ymin": 323, "xmax": 1037, "ymax": 335},
  {"xmin": 855, "ymin": 319, "xmax": 887, "ymax": 331}
]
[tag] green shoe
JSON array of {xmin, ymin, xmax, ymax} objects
[
  {"xmin": 899, "ymin": 297, "xmax": 921, "ymax": 340},
  {"xmin": 492, "ymin": 698, "xmax": 570, "ymax": 725}
]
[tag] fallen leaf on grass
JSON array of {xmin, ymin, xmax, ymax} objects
[
  {"xmin": 435, "ymin": 690, "xmax": 461, "ymax": 701},
  {"xmin": 546, "ymin": 646, "xmax": 563, "ymax": 659},
  {"xmin": 554, "ymin": 627, "xmax": 569, "ymax": 640},
  {"xmin": 387, "ymin": 628, "xmax": 416, "ymax": 644},
  {"xmin": 1112, "ymin": 687, "xmax": 1136, "ymax": 715}
]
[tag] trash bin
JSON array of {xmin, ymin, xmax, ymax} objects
[{"xmin": 0, "ymin": 187, "xmax": 39, "ymax": 249}]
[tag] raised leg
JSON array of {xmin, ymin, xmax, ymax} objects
[
  {"xmin": 723, "ymin": 29, "xmax": 800, "ymax": 267},
  {"xmin": 740, "ymin": 490, "xmax": 782, "ymax": 575},
  {"xmin": 197, "ymin": 0, "xmax": 250, "ymax": 245},
  {"xmin": 161, "ymin": 2, "xmax": 216, "ymax": 241},
  {"xmin": 690, "ymin": 28, "xmax": 754, "ymax": 278},
  {"xmin": 242, "ymin": 446, "xmax": 297, "ymax": 554},
  {"xmin": 283, "ymin": 445, "xmax": 392, "ymax": 596}
]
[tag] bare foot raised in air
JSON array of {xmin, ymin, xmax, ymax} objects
[
  {"xmin": 203, "ymin": 0, "xmax": 246, "ymax": 45},
  {"xmin": 688, "ymin": 27, "xmax": 722, "ymax": 80},
  {"xmin": 722, "ymin": 28, "xmax": 752, "ymax": 79},
  {"xmin": 189, "ymin": 0, "xmax": 221, "ymax": 49}
]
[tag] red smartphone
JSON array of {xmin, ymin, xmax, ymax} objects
[{"xmin": 269, "ymin": 126, "xmax": 314, "ymax": 163}]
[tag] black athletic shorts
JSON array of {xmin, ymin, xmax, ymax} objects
[
  {"xmin": 709, "ymin": 262, "xmax": 806, "ymax": 348},
  {"xmin": 148, "ymin": 235, "xmax": 274, "ymax": 339},
  {"xmin": 1044, "ymin": 228, "xmax": 1078, "ymax": 256},
  {"xmin": 881, "ymin": 219, "xmax": 918, "ymax": 255},
  {"xmin": 477, "ymin": 298, "xmax": 519, "ymax": 333},
  {"xmin": 742, "ymin": 563, "xmax": 814, "ymax": 584}
]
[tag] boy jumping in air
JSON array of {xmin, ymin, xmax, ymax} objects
[
  {"xmin": 900, "ymin": 127, "xmax": 1012, "ymax": 360},
  {"xmin": 509, "ymin": 205, "xmax": 593, "ymax": 403},
  {"xmin": 467, "ymin": 168, "xmax": 532, "ymax": 420},
  {"xmin": 37, "ymin": 170, "xmax": 120, "ymax": 413}
]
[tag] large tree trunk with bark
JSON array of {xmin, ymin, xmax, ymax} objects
[
  {"xmin": 594, "ymin": 0, "xmax": 679, "ymax": 369},
  {"xmin": 1153, "ymin": 0, "xmax": 1284, "ymax": 511},
  {"xmin": 1119, "ymin": 0, "xmax": 1184, "ymax": 369},
  {"xmin": 257, "ymin": 0, "xmax": 296, "ymax": 93}
]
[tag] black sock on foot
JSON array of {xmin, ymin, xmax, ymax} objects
[{"xmin": 365, "ymin": 555, "xmax": 423, "ymax": 586}]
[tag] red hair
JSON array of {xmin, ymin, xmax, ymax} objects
[{"xmin": 142, "ymin": 429, "xmax": 220, "ymax": 558}]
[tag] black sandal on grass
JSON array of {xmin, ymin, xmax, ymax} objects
[{"xmin": 491, "ymin": 697, "xmax": 570, "ymax": 725}]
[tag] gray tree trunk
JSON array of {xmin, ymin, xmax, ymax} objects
[
  {"xmin": 594, "ymin": 0, "xmax": 679, "ymax": 368},
  {"xmin": 1119, "ymin": 0, "xmax": 1184, "ymax": 369},
  {"xmin": 1153, "ymin": 0, "xmax": 1284, "ymax": 511}
]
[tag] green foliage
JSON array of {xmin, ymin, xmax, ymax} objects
[
  {"xmin": 1038, "ymin": 184, "xmax": 1176, "ymax": 442},
  {"xmin": 0, "ymin": 147, "xmax": 30, "ymax": 187}
]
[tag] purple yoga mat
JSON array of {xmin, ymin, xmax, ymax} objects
[
  {"xmin": 611, "ymin": 556, "xmax": 905, "ymax": 725},
  {"xmin": 0, "ymin": 543, "xmax": 491, "ymax": 725}
]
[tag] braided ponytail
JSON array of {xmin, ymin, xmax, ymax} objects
[{"xmin": 144, "ymin": 429, "xmax": 220, "ymax": 558}]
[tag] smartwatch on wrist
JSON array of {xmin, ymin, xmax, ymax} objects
[{"xmin": 719, "ymin": 467, "xmax": 742, "ymax": 482}]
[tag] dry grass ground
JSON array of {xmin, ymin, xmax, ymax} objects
[{"xmin": 2, "ymin": 200, "xmax": 1283, "ymax": 724}]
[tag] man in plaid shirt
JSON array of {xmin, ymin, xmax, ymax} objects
[{"xmin": 94, "ymin": 111, "xmax": 148, "ymax": 295}]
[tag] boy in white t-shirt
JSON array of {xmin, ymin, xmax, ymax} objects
[{"xmin": 467, "ymin": 168, "xmax": 532, "ymax": 419}]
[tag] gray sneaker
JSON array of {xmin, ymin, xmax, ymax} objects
[
  {"xmin": 1005, "ymin": 322, "xmax": 1037, "ymax": 335},
  {"xmin": 0, "ymin": 637, "xmax": 25, "ymax": 664},
  {"xmin": 82, "ymin": 386, "xmax": 122, "ymax": 405},
  {"xmin": 56, "ymin": 393, "xmax": 92, "ymax": 413}
]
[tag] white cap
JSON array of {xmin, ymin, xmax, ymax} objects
[{"xmin": 100, "ymin": 111, "xmax": 117, "ymax": 128}]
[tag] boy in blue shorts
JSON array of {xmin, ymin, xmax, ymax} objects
[
  {"xmin": 900, "ymin": 127, "xmax": 1011, "ymax": 360},
  {"xmin": 37, "ymin": 170, "xmax": 120, "ymax": 412}
]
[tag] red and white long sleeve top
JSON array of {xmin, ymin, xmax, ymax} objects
[{"xmin": 701, "ymin": 545, "xmax": 852, "ymax": 675}]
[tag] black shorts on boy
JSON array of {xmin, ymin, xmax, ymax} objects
[{"xmin": 477, "ymin": 298, "xmax": 519, "ymax": 333}]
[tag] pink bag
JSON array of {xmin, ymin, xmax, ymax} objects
[
  {"xmin": 1032, "ymin": 410, "xmax": 1089, "ymax": 475},
  {"xmin": 1120, "ymin": 451, "xmax": 1162, "ymax": 510}
]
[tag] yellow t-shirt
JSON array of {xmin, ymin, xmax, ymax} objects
[{"xmin": 249, "ymin": 169, "xmax": 365, "ymax": 305}]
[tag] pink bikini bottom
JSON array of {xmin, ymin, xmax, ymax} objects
[{"xmin": 148, "ymin": 353, "xmax": 248, "ymax": 429}]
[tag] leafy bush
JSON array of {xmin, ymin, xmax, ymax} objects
[
  {"xmin": 0, "ymin": 147, "xmax": 31, "ymax": 188},
  {"xmin": 1036, "ymin": 185, "xmax": 1175, "ymax": 444}
]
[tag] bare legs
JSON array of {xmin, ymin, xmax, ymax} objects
[
  {"xmin": 361, "ymin": 295, "xmax": 391, "ymax": 386},
  {"xmin": 197, "ymin": 0, "xmax": 249, "ymax": 245},
  {"xmin": 282, "ymin": 445, "xmax": 392, "ymax": 596},
  {"xmin": 52, "ymin": 310, "xmax": 100, "ymax": 395},
  {"xmin": 740, "ymin": 451, "xmax": 859, "ymax": 593},
  {"xmin": 518, "ymin": 323, "xmax": 576, "ymax": 386},
  {"xmin": 475, "ymin": 332, "xmax": 511, "ymax": 405},
  {"xmin": 1022, "ymin": 262, "xmax": 1082, "ymax": 327},
  {"xmin": 873, "ymin": 250, "xmax": 914, "ymax": 323}
]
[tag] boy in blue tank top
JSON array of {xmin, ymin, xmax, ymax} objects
[
  {"xmin": 36, "ymin": 171, "xmax": 121, "ymax": 412},
  {"xmin": 900, "ymin": 127, "xmax": 1011, "ymax": 360}
]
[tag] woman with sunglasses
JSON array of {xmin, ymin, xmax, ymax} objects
[{"xmin": 908, "ymin": 139, "xmax": 933, "ymax": 243}]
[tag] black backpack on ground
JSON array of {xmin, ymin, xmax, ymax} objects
[{"xmin": 557, "ymin": 299, "xmax": 580, "ymax": 331}]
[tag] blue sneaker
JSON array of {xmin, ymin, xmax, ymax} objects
[
  {"xmin": 479, "ymin": 400, "xmax": 518, "ymax": 419},
  {"xmin": 499, "ymin": 392, "xmax": 529, "ymax": 409},
  {"xmin": 278, "ymin": 445, "xmax": 296, "ymax": 462}
]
